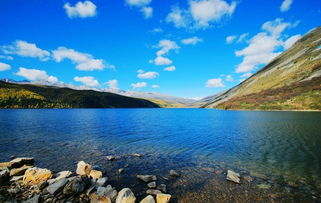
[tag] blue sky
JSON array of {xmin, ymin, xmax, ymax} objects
[{"xmin": 0, "ymin": 0, "xmax": 320, "ymax": 98}]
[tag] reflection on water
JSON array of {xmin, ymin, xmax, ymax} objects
[{"xmin": 0, "ymin": 109, "xmax": 320, "ymax": 201}]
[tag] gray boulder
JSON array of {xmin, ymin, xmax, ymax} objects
[{"xmin": 47, "ymin": 178, "xmax": 69, "ymax": 195}]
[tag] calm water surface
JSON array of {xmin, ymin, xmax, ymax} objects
[{"xmin": 0, "ymin": 109, "xmax": 320, "ymax": 202}]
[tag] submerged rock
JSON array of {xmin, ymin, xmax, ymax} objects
[
  {"xmin": 118, "ymin": 168, "xmax": 124, "ymax": 174},
  {"xmin": 106, "ymin": 156, "xmax": 116, "ymax": 161},
  {"xmin": 131, "ymin": 153, "xmax": 142, "ymax": 158},
  {"xmin": 226, "ymin": 170, "xmax": 240, "ymax": 184},
  {"xmin": 23, "ymin": 167, "xmax": 53, "ymax": 185},
  {"xmin": 257, "ymin": 183, "xmax": 271, "ymax": 189},
  {"xmin": 157, "ymin": 184, "xmax": 167, "ymax": 193},
  {"xmin": 46, "ymin": 178, "xmax": 69, "ymax": 195},
  {"xmin": 76, "ymin": 161, "xmax": 92, "ymax": 176},
  {"xmin": 147, "ymin": 182, "xmax": 156, "ymax": 189},
  {"xmin": 169, "ymin": 170, "xmax": 180, "ymax": 178},
  {"xmin": 137, "ymin": 175, "xmax": 157, "ymax": 183},
  {"xmin": 244, "ymin": 176, "xmax": 254, "ymax": 183},
  {"xmin": 115, "ymin": 188, "xmax": 136, "ymax": 203},
  {"xmin": 140, "ymin": 195, "xmax": 155, "ymax": 203},
  {"xmin": 156, "ymin": 194, "xmax": 171, "ymax": 203}
]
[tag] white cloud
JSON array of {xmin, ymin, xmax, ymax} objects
[
  {"xmin": 64, "ymin": 1, "xmax": 97, "ymax": 18},
  {"xmin": 206, "ymin": 78, "xmax": 224, "ymax": 88},
  {"xmin": 151, "ymin": 28, "xmax": 163, "ymax": 33},
  {"xmin": 126, "ymin": 0, "xmax": 151, "ymax": 7},
  {"xmin": 52, "ymin": 47, "xmax": 113, "ymax": 71},
  {"xmin": 166, "ymin": 0, "xmax": 237, "ymax": 29},
  {"xmin": 151, "ymin": 39, "xmax": 179, "ymax": 66},
  {"xmin": 131, "ymin": 82, "xmax": 147, "ymax": 89},
  {"xmin": 105, "ymin": 79, "xmax": 119, "ymax": 90},
  {"xmin": 181, "ymin": 36, "xmax": 203, "ymax": 45},
  {"xmin": 280, "ymin": 0, "xmax": 293, "ymax": 12},
  {"xmin": 0, "ymin": 55, "xmax": 13, "ymax": 60},
  {"xmin": 190, "ymin": 0, "xmax": 237, "ymax": 28},
  {"xmin": 237, "ymin": 33, "xmax": 249, "ymax": 43},
  {"xmin": 153, "ymin": 56, "xmax": 173, "ymax": 65},
  {"xmin": 0, "ymin": 62, "xmax": 11, "ymax": 71},
  {"xmin": 137, "ymin": 70, "xmax": 159, "ymax": 79},
  {"xmin": 16, "ymin": 67, "xmax": 58, "ymax": 83},
  {"xmin": 226, "ymin": 35, "xmax": 236, "ymax": 44},
  {"xmin": 164, "ymin": 66, "xmax": 176, "ymax": 71},
  {"xmin": 74, "ymin": 76, "xmax": 99, "ymax": 87},
  {"xmin": 235, "ymin": 18, "xmax": 299, "ymax": 73},
  {"xmin": 225, "ymin": 75, "xmax": 233, "ymax": 82},
  {"xmin": 283, "ymin": 34, "xmax": 301, "ymax": 49},
  {"xmin": 241, "ymin": 72, "xmax": 252, "ymax": 78},
  {"xmin": 1, "ymin": 40, "xmax": 50, "ymax": 61},
  {"xmin": 152, "ymin": 84, "xmax": 159, "ymax": 88},
  {"xmin": 141, "ymin": 6, "xmax": 153, "ymax": 19}
]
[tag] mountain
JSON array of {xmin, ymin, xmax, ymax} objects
[
  {"xmin": 0, "ymin": 81, "xmax": 159, "ymax": 108},
  {"xmin": 202, "ymin": 26, "xmax": 321, "ymax": 111}
]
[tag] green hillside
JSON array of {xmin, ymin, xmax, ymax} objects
[
  {"xmin": 0, "ymin": 81, "xmax": 159, "ymax": 108},
  {"xmin": 202, "ymin": 26, "xmax": 321, "ymax": 111}
]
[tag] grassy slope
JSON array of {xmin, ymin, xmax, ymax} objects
[
  {"xmin": 0, "ymin": 82, "xmax": 159, "ymax": 108},
  {"xmin": 203, "ymin": 26, "xmax": 321, "ymax": 111}
]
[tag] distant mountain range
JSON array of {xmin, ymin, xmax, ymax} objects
[
  {"xmin": 202, "ymin": 26, "xmax": 321, "ymax": 111},
  {"xmin": 0, "ymin": 81, "xmax": 159, "ymax": 108}
]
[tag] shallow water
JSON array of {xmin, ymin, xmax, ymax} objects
[{"xmin": 0, "ymin": 109, "xmax": 320, "ymax": 202}]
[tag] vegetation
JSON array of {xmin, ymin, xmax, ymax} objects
[{"xmin": 0, "ymin": 81, "xmax": 159, "ymax": 109}]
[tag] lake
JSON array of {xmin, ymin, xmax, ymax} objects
[{"xmin": 0, "ymin": 109, "xmax": 320, "ymax": 202}]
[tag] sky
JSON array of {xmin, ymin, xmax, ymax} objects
[{"xmin": 0, "ymin": 0, "xmax": 320, "ymax": 99}]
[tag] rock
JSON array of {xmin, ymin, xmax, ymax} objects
[
  {"xmin": 257, "ymin": 183, "xmax": 271, "ymax": 189},
  {"xmin": 22, "ymin": 195, "xmax": 40, "ymax": 203},
  {"xmin": 140, "ymin": 195, "xmax": 155, "ymax": 203},
  {"xmin": 63, "ymin": 177, "xmax": 87, "ymax": 195},
  {"xmin": 288, "ymin": 181, "xmax": 298, "ymax": 188},
  {"xmin": 97, "ymin": 185, "xmax": 118, "ymax": 201},
  {"xmin": 0, "ymin": 162, "xmax": 12, "ymax": 168},
  {"xmin": 106, "ymin": 156, "xmax": 116, "ymax": 161},
  {"xmin": 137, "ymin": 175, "xmax": 157, "ymax": 183},
  {"xmin": 250, "ymin": 171, "xmax": 267, "ymax": 180},
  {"xmin": 23, "ymin": 167, "xmax": 53, "ymax": 185},
  {"xmin": 214, "ymin": 169, "xmax": 223, "ymax": 175},
  {"xmin": 116, "ymin": 188, "xmax": 136, "ymax": 203},
  {"xmin": 46, "ymin": 178, "xmax": 69, "ymax": 195},
  {"xmin": 169, "ymin": 170, "xmax": 180, "ymax": 177},
  {"xmin": 96, "ymin": 177, "xmax": 108, "ymax": 187},
  {"xmin": 90, "ymin": 193, "xmax": 112, "ymax": 203},
  {"xmin": 10, "ymin": 165, "xmax": 32, "ymax": 176},
  {"xmin": 55, "ymin": 171, "xmax": 72, "ymax": 181},
  {"xmin": 131, "ymin": 153, "xmax": 142, "ymax": 157},
  {"xmin": 10, "ymin": 157, "xmax": 34, "ymax": 168},
  {"xmin": 86, "ymin": 185, "xmax": 96, "ymax": 196},
  {"xmin": 0, "ymin": 169, "xmax": 9, "ymax": 184},
  {"xmin": 118, "ymin": 168, "xmax": 124, "ymax": 174},
  {"xmin": 146, "ymin": 189, "xmax": 162, "ymax": 195},
  {"xmin": 38, "ymin": 181, "xmax": 49, "ymax": 190},
  {"xmin": 156, "ymin": 194, "xmax": 171, "ymax": 203},
  {"xmin": 147, "ymin": 182, "xmax": 156, "ymax": 189},
  {"xmin": 76, "ymin": 161, "xmax": 92, "ymax": 176},
  {"xmin": 226, "ymin": 170, "xmax": 240, "ymax": 184},
  {"xmin": 156, "ymin": 184, "xmax": 166, "ymax": 193},
  {"xmin": 90, "ymin": 170, "xmax": 103, "ymax": 179},
  {"xmin": 161, "ymin": 176, "xmax": 169, "ymax": 181},
  {"xmin": 10, "ymin": 175, "xmax": 24, "ymax": 182},
  {"xmin": 244, "ymin": 176, "xmax": 254, "ymax": 183}
]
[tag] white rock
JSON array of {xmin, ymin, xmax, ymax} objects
[
  {"xmin": 226, "ymin": 170, "xmax": 240, "ymax": 184},
  {"xmin": 76, "ymin": 161, "xmax": 92, "ymax": 176},
  {"xmin": 140, "ymin": 195, "xmax": 155, "ymax": 203},
  {"xmin": 116, "ymin": 188, "xmax": 136, "ymax": 203}
]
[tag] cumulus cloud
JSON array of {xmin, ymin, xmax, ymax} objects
[
  {"xmin": 206, "ymin": 78, "xmax": 224, "ymax": 88},
  {"xmin": 164, "ymin": 66, "xmax": 176, "ymax": 71},
  {"xmin": 74, "ymin": 76, "xmax": 99, "ymax": 87},
  {"xmin": 283, "ymin": 34, "xmax": 301, "ymax": 49},
  {"xmin": 0, "ymin": 62, "xmax": 11, "ymax": 71},
  {"xmin": 0, "ymin": 55, "xmax": 13, "ymax": 60},
  {"xmin": 16, "ymin": 67, "xmax": 58, "ymax": 83},
  {"xmin": 225, "ymin": 75, "xmax": 233, "ymax": 82},
  {"xmin": 237, "ymin": 33, "xmax": 249, "ymax": 43},
  {"xmin": 137, "ymin": 70, "xmax": 159, "ymax": 79},
  {"xmin": 151, "ymin": 28, "xmax": 163, "ymax": 33},
  {"xmin": 141, "ymin": 6, "xmax": 153, "ymax": 18},
  {"xmin": 1, "ymin": 40, "xmax": 50, "ymax": 61},
  {"xmin": 152, "ymin": 84, "xmax": 159, "ymax": 88},
  {"xmin": 126, "ymin": 0, "xmax": 151, "ymax": 7},
  {"xmin": 226, "ymin": 35, "xmax": 236, "ymax": 44},
  {"xmin": 64, "ymin": 1, "xmax": 97, "ymax": 18},
  {"xmin": 151, "ymin": 39, "xmax": 179, "ymax": 66},
  {"xmin": 131, "ymin": 82, "xmax": 147, "ymax": 89},
  {"xmin": 52, "ymin": 47, "xmax": 113, "ymax": 71},
  {"xmin": 181, "ymin": 36, "xmax": 203, "ymax": 45},
  {"xmin": 280, "ymin": 0, "xmax": 293, "ymax": 12},
  {"xmin": 235, "ymin": 18, "xmax": 300, "ymax": 73},
  {"xmin": 166, "ymin": 0, "xmax": 237, "ymax": 29},
  {"xmin": 105, "ymin": 79, "xmax": 119, "ymax": 90}
]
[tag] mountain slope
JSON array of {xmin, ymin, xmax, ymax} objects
[
  {"xmin": 202, "ymin": 26, "xmax": 321, "ymax": 110},
  {"xmin": 0, "ymin": 81, "xmax": 159, "ymax": 108}
]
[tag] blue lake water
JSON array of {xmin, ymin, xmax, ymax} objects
[{"xmin": 0, "ymin": 109, "xmax": 320, "ymax": 202}]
